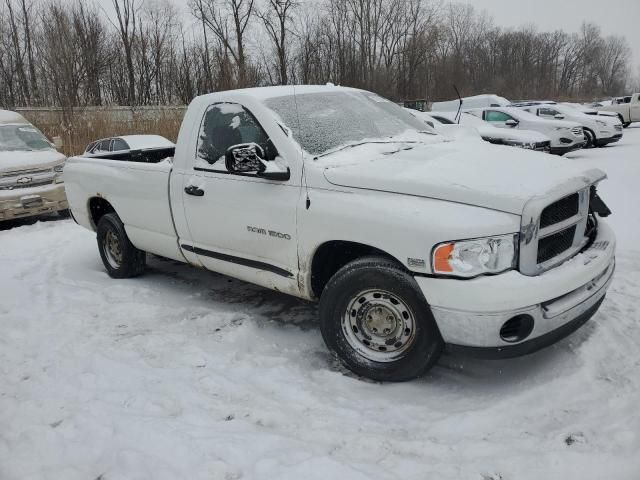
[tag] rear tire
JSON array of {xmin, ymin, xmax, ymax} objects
[
  {"xmin": 96, "ymin": 213, "xmax": 146, "ymax": 278},
  {"xmin": 319, "ymin": 256, "xmax": 443, "ymax": 382}
]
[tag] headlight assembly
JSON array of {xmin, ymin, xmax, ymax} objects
[{"xmin": 432, "ymin": 234, "xmax": 518, "ymax": 278}]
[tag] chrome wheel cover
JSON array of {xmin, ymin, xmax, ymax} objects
[
  {"xmin": 104, "ymin": 229, "xmax": 123, "ymax": 269},
  {"xmin": 342, "ymin": 289, "xmax": 417, "ymax": 362}
]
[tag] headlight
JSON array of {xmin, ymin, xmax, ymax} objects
[
  {"xmin": 432, "ymin": 234, "xmax": 518, "ymax": 278},
  {"xmin": 53, "ymin": 162, "xmax": 65, "ymax": 183}
]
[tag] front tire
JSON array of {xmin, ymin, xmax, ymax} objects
[
  {"xmin": 319, "ymin": 256, "xmax": 443, "ymax": 382},
  {"xmin": 583, "ymin": 128, "xmax": 595, "ymax": 148},
  {"xmin": 96, "ymin": 213, "xmax": 146, "ymax": 278}
]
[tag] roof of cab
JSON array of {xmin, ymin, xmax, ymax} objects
[
  {"xmin": 194, "ymin": 84, "xmax": 364, "ymax": 103},
  {"xmin": 0, "ymin": 109, "xmax": 29, "ymax": 125}
]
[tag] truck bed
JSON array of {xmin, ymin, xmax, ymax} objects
[{"xmin": 64, "ymin": 154, "xmax": 182, "ymax": 260}]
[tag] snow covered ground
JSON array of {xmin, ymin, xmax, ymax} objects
[{"xmin": 2, "ymin": 128, "xmax": 640, "ymax": 480}]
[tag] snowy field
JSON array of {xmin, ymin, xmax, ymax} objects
[{"xmin": 2, "ymin": 127, "xmax": 640, "ymax": 480}]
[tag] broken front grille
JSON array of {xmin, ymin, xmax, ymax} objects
[
  {"xmin": 539, "ymin": 193, "xmax": 579, "ymax": 228},
  {"xmin": 537, "ymin": 225, "xmax": 577, "ymax": 264}
]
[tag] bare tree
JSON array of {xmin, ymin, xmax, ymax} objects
[
  {"xmin": 111, "ymin": 0, "xmax": 141, "ymax": 105},
  {"xmin": 258, "ymin": 0, "xmax": 296, "ymax": 85},
  {"xmin": 191, "ymin": 0, "xmax": 256, "ymax": 86}
]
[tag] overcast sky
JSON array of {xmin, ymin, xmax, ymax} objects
[{"xmin": 466, "ymin": 0, "xmax": 640, "ymax": 67}]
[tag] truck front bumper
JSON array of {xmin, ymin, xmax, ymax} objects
[
  {"xmin": 0, "ymin": 183, "xmax": 68, "ymax": 221},
  {"xmin": 416, "ymin": 220, "xmax": 615, "ymax": 357}
]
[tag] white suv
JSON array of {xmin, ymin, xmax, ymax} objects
[
  {"xmin": 520, "ymin": 104, "xmax": 622, "ymax": 148},
  {"xmin": 471, "ymin": 107, "xmax": 586, "ymax": 155}
]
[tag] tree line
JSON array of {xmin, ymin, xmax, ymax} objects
[{"xmin": 0, "ymin": 0, "xmax": 634, "ymax": 112}]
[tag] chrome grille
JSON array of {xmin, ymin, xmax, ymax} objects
[
  {"xmin": 519, "ymin": 187, "xmax": 592, "ymax": 276},
  {"xmin": 0, "ymin": 167, "xmax": 56, "ymax": 190}
]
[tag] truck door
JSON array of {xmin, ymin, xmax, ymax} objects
[{"xmin": 179, "ymin": 102, "xmax": 302, "ymax": 292}]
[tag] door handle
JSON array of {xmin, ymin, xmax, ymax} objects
[{"xmin": 184, "ymin": 185, "xmax": 204, "ymax": 197}]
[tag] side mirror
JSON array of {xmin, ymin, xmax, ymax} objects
[
  {"xmin": 225, "ymin": 143, "xmax": 265, "ymax": 173},
  {"xmin": 225, "ymin": 143, "xmax": 290, "ymax": 181},
  {"xmin": 554, "ymin": 114, "xmax": 565, "ymax": 120},
  {"xmin": 505, "ymin": 119, "xmax": 518, "ymax": 127}
]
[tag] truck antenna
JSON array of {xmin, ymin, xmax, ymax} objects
[{"xmin": 454, "ymin": 85, "xmax": 463, "ymax": 124}]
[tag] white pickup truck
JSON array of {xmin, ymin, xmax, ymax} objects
[
  {"xmin": 64, "ymin": 85, "xmax": 616, "ymax": 382},
  {"xmin": 596, "ymin": 93, "xmax": 640, "ymax": 127}
]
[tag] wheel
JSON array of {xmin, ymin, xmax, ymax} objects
[
  {"xmin": 96, "ymin": 212, "xmax": 146, "ymax": 278},
  {"xmin": 319, "ymin": 256, "xmax": 443, "ymax": 382},
  {"xmin": 583, "ymin": 129, "xmax": 595, "ymax": 148}
]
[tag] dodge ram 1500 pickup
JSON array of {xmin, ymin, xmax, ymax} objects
[{"xmin": 64, "ymin": 85, "xmax": 616, "ymax": 382}]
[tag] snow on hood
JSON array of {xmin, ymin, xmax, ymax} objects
[
  {"xmin": 0, "ymin": 149, "xmax": 66, "ymax": 174},
  {"xmin": 321, "ymin": 141, "xmax": 605, "ymax": 215}
]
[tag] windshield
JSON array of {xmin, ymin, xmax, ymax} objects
[
  {"xmin": 264, "ymin": 91, "xmax": 435, "ymax": 156},
  {"xmin": 0, "ymin": 124, "xmax": 53, "ymax": 152}
]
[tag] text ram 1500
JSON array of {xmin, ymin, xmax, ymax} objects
[
  {"xmin": 596, "ymin": 93, "xmax": 640, "ymax": 127},
  {"xmin": 64, "ymin": 86, "xmax": 616, "ymax": 382}
]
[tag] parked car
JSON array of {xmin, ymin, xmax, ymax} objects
[
  {"xmin": 406, "ymin": 109, "xmax": 484, "ymax": 142},
  {"xmin": 431, "ymin": 94, "xmax": 510, "ymax": 112},
  {"xmin": 0, "ymin": 109, "xmax": 68, "ymax": 222},
  {"xmin": 518, "ymin": 103, "xmax": 623, "ymax": 148},
  {"xmin": 469, "ymin": 107, "xmax": 586, "ymax": 155},
  {"xmin": 84, "ymin": 135, "xmax": 175, "ymax": 163},
  {"xmin": 433, "ymin": 111, "xmax": 552, "ymax": 152},
  {"xmin": 64, "ymin": 85, "xmax": 615, "ymax": 382},
  {"xmin": 514, "ymin": 100, "xmax": 619, "ymax": 120},
  {"xmin": 595, "ymin": 93, "xmax": 640, "ymax": 127},
  {"xmin": 557, "ymin": 102, "xmax": 619, "ymax": 121}
]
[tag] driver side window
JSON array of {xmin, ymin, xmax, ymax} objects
[
  {"xmin": 196, "ymin": 103, "xmax": 273, "ymax": 171},
  {"xmin": 485, "ymin": 111, "xmax": 512, "ymax": 122}
]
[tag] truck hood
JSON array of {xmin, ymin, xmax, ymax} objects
[
  {"xmin": 322, "ymin": 141, "xmax": 605, "ymax": 215},
  {"xmin": 0, "ymin": 149, "xmax": 66, "ymax": 174}
]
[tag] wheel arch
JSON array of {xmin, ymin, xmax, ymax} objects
[
  {"xmin": 88, "ymin": 196, "xmax": 117, "ymax": 231},
  {"xmin": 309, "ymin": 240, "xmax": 407, "ymax": 299}
]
